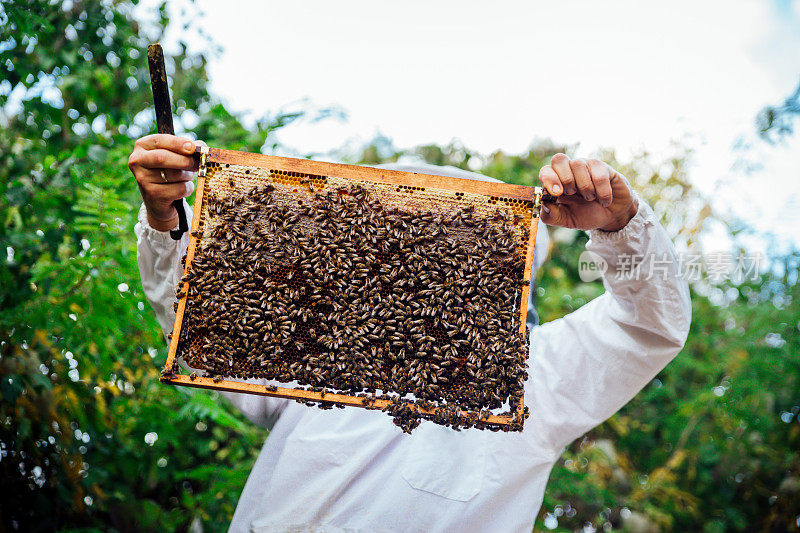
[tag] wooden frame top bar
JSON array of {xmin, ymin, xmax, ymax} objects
[{"xmin": 196, "ymin": 147, "xmax": 538, "ymax": 203}]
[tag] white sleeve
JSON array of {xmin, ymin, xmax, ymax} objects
[
  {"xmin": 134, "ymin": 202, "xmax": 288, "ymax": 429},
  {"xmin": 524, "ymin": 199, "xmax": 691, "ymax": 453}
]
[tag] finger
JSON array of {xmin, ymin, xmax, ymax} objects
[
  {"xmin": 588, "ymin": 159, "xmax": 612, "ymax": 207},
  {"xmin": 540, "ymin": 201, "xmax": 571, "ymax": 227},
  {"xmin": 133, "ymin": 148, "xmax": 198, "ymax": 172},
  {"xmin": 135, "ymin": 134, "xmax": 196, "ymax": 155},
  {"xmin": 550, "ymin": 153, "xmax": 576, "ymax": 195},
  {"xmin": 143, "ymin": 180, "xmax": 196, "ymax": 203},
  {"xmin": 539, "ymin": 165, "xmax": 563, "ymax": 196},
  {"xmin": 569, "ymin": 158, "xmax": 596, "ymax": 202},
  {"xmin": 141, "ymin": 168, "xmax": 195, "ymax": 184},
  {"xmin": 609, "ymin": 167, "xmax": 632, "ymax": 198},
  {"xmin": 554, "ymin": 194, "xmax": 590, "ymax": 205}
]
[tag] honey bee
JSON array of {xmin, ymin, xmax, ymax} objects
[{"xmin": 173, "ymin": 176, "xmax": 530, "ymax": 432}]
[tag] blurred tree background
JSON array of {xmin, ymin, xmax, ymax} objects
[{"xmin": 1, "ymin": 1, "xmax": 798, "ymax": 532}]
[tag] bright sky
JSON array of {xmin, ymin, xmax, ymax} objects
[{"xmin": 164, "ymin": 0, "xmax": 800, "ymax": 252}]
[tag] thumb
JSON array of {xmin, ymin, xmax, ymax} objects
[{"xmin": 540, "ymin": 202, "xmax": 571, "ymax": 228}]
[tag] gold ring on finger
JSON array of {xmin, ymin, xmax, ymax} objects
[{"xmin": 160, "ymin": 170, "xmax": 167, "ymax": 182}]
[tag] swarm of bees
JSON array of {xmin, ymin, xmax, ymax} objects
[{"xmin": 175, "ymin": 176, "xmax": 532, "ymax": 432}]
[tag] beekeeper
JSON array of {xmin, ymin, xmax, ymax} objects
[{"xmin": 129, "ymin": 134, "xmax": 691, "ymax": 533}]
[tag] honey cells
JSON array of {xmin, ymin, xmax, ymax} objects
[{"xmin": 174, "ymin": 172, "xmax": 532, "ymax": 432}]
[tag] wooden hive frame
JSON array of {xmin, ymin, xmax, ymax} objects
[{"xmin": 160, "ymin": 146, "xmax": 548, "ymax": 429}]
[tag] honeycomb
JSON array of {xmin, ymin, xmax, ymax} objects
[{"xmin": 165, "ymin": 151, "xmax": 541, "ymax": 432}]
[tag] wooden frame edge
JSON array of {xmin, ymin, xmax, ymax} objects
[
  {"xmin": 163, "ymin": 150, "xmax": 536, "ymax": 429},
  {"xmin": 199, "ymin": 147, "xmax": 537, "ymax": 202},
  {"xmin": 164, "ymin": 170, "xmax": 208, "ymax": 373},
  {"xmin": 161, "ymin": 374, "xmax": 516, "ymax": 427}
]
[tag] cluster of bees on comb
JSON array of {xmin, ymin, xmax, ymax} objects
[{"xmin": 172, "ymin": 174, "xmax": 532, "ymax": 432}]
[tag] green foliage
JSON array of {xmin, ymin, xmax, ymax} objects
[
  {"xmin": 0, "ymin": 1, "xmax": 296, "ymax": 530},
  {"xmin": 2, "ymin": 1, "xmax": 798, "ymax": 532},
  {"xmin": 533, "ymin": 264, "xmax": 800, "ymax": 533},
  {"xmin": 756, "ymin": 77, "xmax": 800, "ymax": 143},
  {"xmin": 354, "ymin": 139, "xmax": 800, "ymax": 532}
]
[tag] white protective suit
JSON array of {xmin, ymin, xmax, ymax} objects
[{"xmin": 135, "ymin": 163, "xmax": 691, "ymax": 533}]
